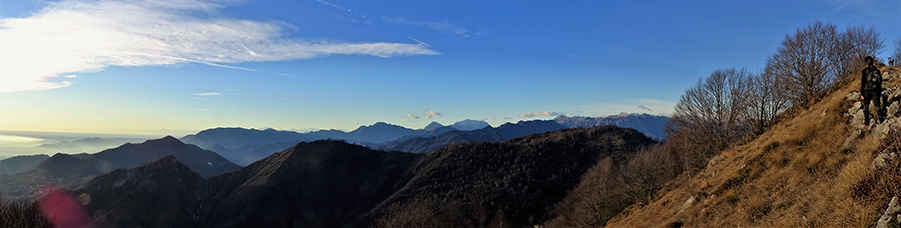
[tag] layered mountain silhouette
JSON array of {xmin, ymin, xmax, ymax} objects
[
  {"xmin": 71, "ymin": 155, "xmax": 208, "ymax": 227},
  {"xmin": 0, "ymin": 154, "xmax": 48, "ymax": 174},
  {"xmin": 60, "ymin": 125, "xmax": 655, "ymax": 227},
  {"xmin": 81, "ymin": 136, "xmax": 240, "ymax": 178},
  {"xmin": 378, "ymin": 119, "xmax": 565, "ymax": 153},
  {"xmin": 448, "ymin": 119, "xmax": 491, "ymax": 131},
  {"xmin": 1, "ymin": 136, "xmax": 239, "ymax": 201},
  {"xmin": 180, "ymin": 116, "xmax": 665, "ymax": 165},
  {"xmin": 554, "ymin": 113, "xmax": 669, "ymax": 140},
  {"xmin": 183, "ymin": 120, "xmax": 492, "ymax": 165}
]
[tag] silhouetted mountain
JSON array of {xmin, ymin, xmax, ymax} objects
[
  {"xmin": 378, "ymin": 119, "xmax": 564, "ymax": 153},
  {"xmin": 554, "ymin": 113, "xmax": 669, "ymax": 140},
  {"xmin": 449, "ymin": 119, "xmax": 491, "ymax": 131},
  {"xmin": 181, "ymin": 127, "xmax": 323, "ymax": 150},
  {"xmin": 184, "ymin": 124, "xmax": 423, "ymax": 164},
  {"xmin": 202, "ymin": 141, "xmax": 419, "ymax": 228},
  {"xmin": 349, "ymin": 126, "xmax": 655, "ymax": 227},
  {"xmin": 28, "ymin": 153, "xmax": 102, "ymax": 179},
  {"xmin": 423, "ymin": 121, "xmax": 444, "ymax": 131},
  {"xmin": 88, "ymin": 136, "xmax": 240, "ymax": 178},
  {"xmin": 493, "ymin": 119, "xmax": 566, "ymax": 139},
  {"xmin": 70, "ymin": 155, "xmax": 208, "ymax": 228},
  {"xmin": 0, "ymin": 154, "xmax": 48, "ymax": 174},
  {"xmin": 344, "ymin": 122, "xmax": 421, "ymax": 143},
  {"xmin": 62, "ymin": 125, "xmax": 653, "ymax": 227},
  {"xmin": 378, "ymin": 129, "xmax": 503, "ymax": 153}
]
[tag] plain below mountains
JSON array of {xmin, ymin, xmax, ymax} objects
[{"xmin": 62, "ymin": 125, "xmax": 655, "ymax": 228}]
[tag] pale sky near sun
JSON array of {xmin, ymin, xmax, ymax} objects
[{"xmin": 0, "ymin": 0, "xmax": 899, "ymax": 135}]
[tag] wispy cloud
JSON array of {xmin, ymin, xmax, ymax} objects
[
  {"xmin": 826, "ymin": 0, "xmax": 883, "ymax": 16},
  {"xmin": 194, "ymin": 92, "xmax": 220, "ymax": 96},
  {"xmin": 407, "ymin": 36, "xmax": 432, "ymax": 47},
  {"xmin": 424, "ymin": 110, "xmax": 442, "ymax": 119},
  {"xmin": 315, "ymin": 0, "xmax": 367, "ymax": 20},
  {"xmin": 383, "ymin": 16, "xmax": 473, "ymax": 38},
  {"xmin": 316, "ymin": 0, "xmax": 352, "ymax": 11},
  {"xmin": 519, "ymin": 111, "xmax": 560, "ymax": 118},
  {"xmin": 405, "ymin": 114, "xmax": 420, "ymax": 119},
  {"xmin": 0, "ymin": 0, "xmax": 437, "ymax": 93},
  {"xmin": 64, "ymin": 75, "xmax": 77, "ymax": 78}
]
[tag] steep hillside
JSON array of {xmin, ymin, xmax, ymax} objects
[
  {"xmin": 604, "ymin": 66, "xmax": 901, "ymax": 227},
  {"xmin": 70, "ymin": 155, "xmax": 208, "ymax": 228},
  {"xmin": 201, "ymin": 141, "xmax": 419, "ymax": 228},
  {"xmin": 351, "ymin": 126, "xmax": 656, "ymax": 227}
]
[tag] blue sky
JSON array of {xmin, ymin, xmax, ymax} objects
[{"xmin": 0, "ymin": 0, "xmax": 899, "ymax": 135}]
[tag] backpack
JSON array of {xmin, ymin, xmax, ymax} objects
[{"xmin": 863, "ymin": 66, "xmax": 882, "ymax": 91}]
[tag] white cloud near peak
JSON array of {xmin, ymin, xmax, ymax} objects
[
  {"xmin": 519, "ymin": 111, "xmax": 560, "ymax": 118},
  {"xmin": 424, "ymin": 110, "xmax": 441, "ymax": 119},
  {"xmin": 405, "ymin": 114, "xmax": 420, "ymax": 119},
  {"xmin": 0, "ymin": 0, "xmax": 438, "ymax": 93}
]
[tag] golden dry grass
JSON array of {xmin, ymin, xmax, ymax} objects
[{"xmin": 604, "ymin": 70, "xmax": 899, "ymax": 228}]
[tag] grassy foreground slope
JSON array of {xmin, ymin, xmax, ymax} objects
[{"xmin": 605, "ymin": 65, "xmax": 900, "ymax": 227}]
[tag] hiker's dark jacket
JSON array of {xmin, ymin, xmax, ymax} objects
[{"xmin": 861, "ymin": 65, "xmax": 882, "ymax": 92}]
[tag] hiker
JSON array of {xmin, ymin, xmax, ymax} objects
[
  {"xmin": 890, "ymin": 57, "xmax": 895, "ymax": 67},
  {"xmin": 860, "ymin": 56, "xmax": 885, "ymax": 127}
]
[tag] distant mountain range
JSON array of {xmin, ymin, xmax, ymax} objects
[
  {"xmin": 63, "ymin": 125, "xmax": 656, "ymax": 227},
  {"xmin": 377, "ymin": 119, "xmax": 565, "ymax": 153},
  {"xmin": 554, "ymin": 113, "xmax": 669, "ymax": 140},
  {"xmin": 1, "ymin": 136, "xmax": 239, "ymax": 201},
  {"xmin": 181, "ymin": 119, "xmax": 494, "ymax": 165},
  {"xmin": 176, "ymin": 114, "xmax": 668, "ymax": 165}
]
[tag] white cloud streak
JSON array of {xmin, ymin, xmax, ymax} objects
[
  {"xmin": 405, "ymin": 114, "xmax": 420, "ymax": 119},
  {"xmin": 0, "ymin": 0, "xmax": 438, "ymax": 93},
  {"xmin": 519, "ymin": 111, "xmax": 560, "ymax": 118},
  {"xmin": 424, "ymin": 110, "xmax": 441, "ymax": 119},
  {"xmin": 406, "ymin": 36, "xmax": 432, "ymax": 47},
  {"xmin": 194, "ymin": 92, "xmax": 220, "ymax": 96},
  {"xmin": 382, "ymin": 16, "xmax": 470, "ymax": 37}
]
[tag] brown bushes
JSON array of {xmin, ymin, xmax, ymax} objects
[
  {"xmin": 0, "ymin": 197, "xmax": 53, "ymax": 228},
  {"xmin": 851, "ymin": 130, "xmax": 901, "ymax": 202},
  {"xmin": 547, "ymin": 145, "xmax": 678, "ymax": 227}
]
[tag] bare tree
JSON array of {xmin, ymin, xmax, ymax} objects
[
  {"xmin": 666, "ymin": 68, "xmax": 753, "ymax": 174},
  {"xmin": 832, "ymin": 25, "xmax": 884, "ymax": 77},
  {"xmin": 767, "ymin": 21, "xmax": 837, "ymax": 108},
  {"xmin": 744, "ymin": 67, "xmax": 791, "ymax": 135},
  {"xmin": 614, "ymin": 145, "xmax": 677, "ymax": 205}
]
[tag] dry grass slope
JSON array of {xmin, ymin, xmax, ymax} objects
[{"xmin": 605, "ymin": 66, "xmax": 901, "ymax": 228}]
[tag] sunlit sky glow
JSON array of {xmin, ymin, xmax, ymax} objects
[{"xmin": 1, "ymin": 0, "xmax": 899, "ymax": 135}]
